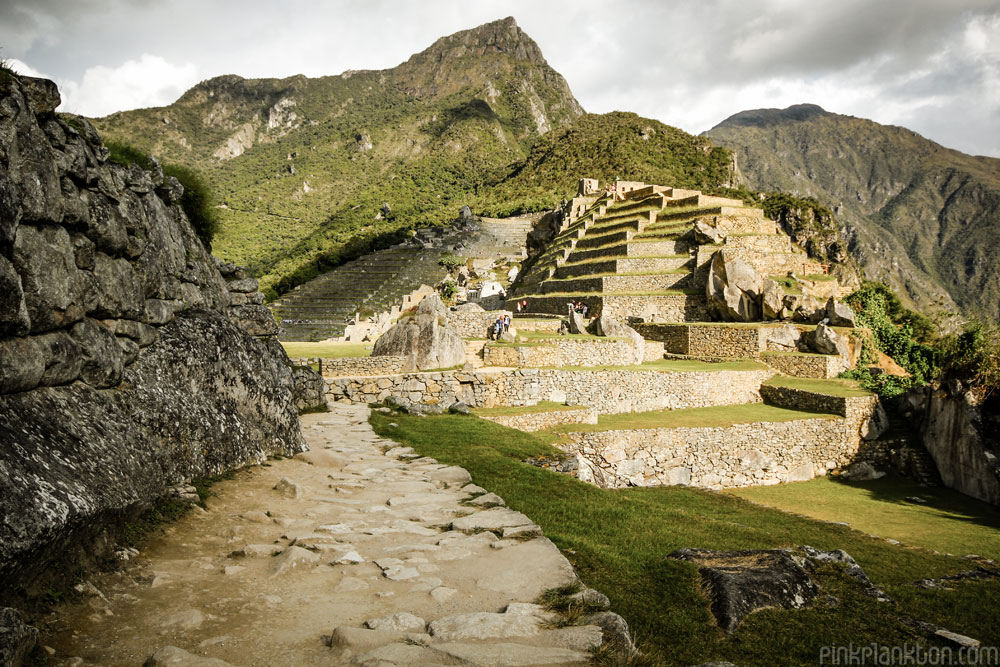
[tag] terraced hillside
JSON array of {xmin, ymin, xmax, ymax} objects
[
  {"xmin": 511, "ymin": 183, "xmax": 836, "ymax": 322},
  {"xmin": 273, "ymin": 217, "xmax": 534, "ymax": 341},
  {"xmin": 272, "ymin": 246, "xmax": 448, "ymax": 341}
]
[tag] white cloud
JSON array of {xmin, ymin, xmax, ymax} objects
[
  {"xmin": 5, "ymin": 58, "xmax": 49, "ymax": 79},
  {"xmin": 56, "ymin": 54, "xmax": 199, "ymax": 117}
]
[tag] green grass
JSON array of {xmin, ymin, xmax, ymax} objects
[
  {"xmin": 763, "ymin": 375, "xmax": 873, "ymax": 398},
  {"xmin": 369, "ymin": 411, "xmax": 999, "ymax": 665},
  {"xmin": 545, "ymin": 403, "xmax": 836, "ymax": 433},
  {"xmin": 280, "ymin": 341, "xmax": 372, "ymax": 358},
  {"xmin": 729, "ymin": 475, "xmax": 1000, "ymax": 561},
  {"xmin": 473, "ymin": 401, "xmax": 588, "ymax": 417}
]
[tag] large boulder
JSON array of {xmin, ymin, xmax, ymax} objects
[
  {"xmin": 707, "ymin": 252, "xmax": 762, "ymax": 322},
  {"xmin": 825, "ymin": 297, "xmax": 857, "ymax": 327},
  {"xmin": 693, "ymin": 218, "xmax": 725, "ymax": 245},
  {"xmin": 590, "ymin": 312, "xmax": 644, "ymax": 364},
  {"xmin": 372, "ymin": 294, "xmax": 465, "ymax": 371},
  {"xmin": 761, "ymin": 279, "xmax": 785, "ymax": 320},
  {"xmin": 810, "ymin": 321, "xmax": 849, "ymax": 357},
  {"xmin": 767, "ymin": 323, "xmax": 803, "ymax": 351},
  {"xmin": 668, "ymin": 548, "xmax": 819, "ymax": 633},
  {"xmin": 567, "ymin": 308, "xmax": 587, "ymax": 334},
  {"xmin": 0, "ymin": 607, "xmax": 37, "ymax": 667},
  {"xmin": 786, "ymin": 294, "xmax": 823, "ymax": 323}
]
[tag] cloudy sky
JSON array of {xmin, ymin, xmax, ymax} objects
[{"xmin": 3, "ymin": 0, "xmax": 999, "ymax": 157}]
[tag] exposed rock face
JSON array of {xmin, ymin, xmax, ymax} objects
[
  {"xmin": 590, "ymin": 312, "xmax": 644, "ymax": 364},
  {"xmin": 825, "ymin": 298, "xmax": 856, "ymax": 327},
  {"xmin": 669, "ymin": 548, "xmax": 820, "ymax": 633},
  {"xmin": 707, "ymin": 252, "xmax": 763, "ymax": 321},
  {"xmin": 810, "ymin": 322, "xmax": 849, "ymax": 356},
  {"xmin": 0, "ymin": 608, "xmax": 37, "ymax": 667},
  {"xmin": 372, "ymin": 294, "xmax": 466, "ymax": 371},
  {"xmin": 0, "ymin": 74, "xmax": 306, "ymax": 602},
  {"xmin": 904, "ymin": 385, "xmax": 1000, "ymax": 505},
  {"xmin": 761, "ymin": 279, "xmax": 785, "ymax": 320}
]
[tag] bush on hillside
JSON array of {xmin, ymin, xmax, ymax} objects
[
  {"xmin": 939, "ymin": 319, "xmax": 1000, "ymax": 399},
  {"xmin": 104, "ymin": 140, "xmax": 219, "ymax": 251},
  {"xmin": 841, "ymin": 283, "xmax": 941, "ymax": 397}
]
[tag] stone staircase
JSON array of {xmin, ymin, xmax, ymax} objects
[
  {"xmin": 865, "ymin": 412, "xmax": 942, "ymax": 486},
  {"xmin": 271, "ymin": 247, "xmax": 449, "ymax": 341},
  {"xmin": 510, "ymin": 186, "xmax": 831, "ymax": 323}
]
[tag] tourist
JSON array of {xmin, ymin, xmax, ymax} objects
[
  {"xmin": 503, "ymin": 314, "xmax": 511, "ymax": 332},
  {"xmin": 521, "ymin": 299, "xmax": 527, "ymax": 312},
  {"xmin": 516, "ymin": 301, "xmax": 522, "ymax": 313},
  {"xmin": 581, "ymin": 303, "xmax": 589, "ymax": 318}
]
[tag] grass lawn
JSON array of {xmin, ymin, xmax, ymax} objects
[
  {"xmin": 370, "ymin": 411, "xmax": 1000, "ymax": 665},
  {"xmin": 280, "ymin": 341, "xmax": 372, "ymax": 358},
  {"xmin": 472, "ymin": 401, "xmax": 588, "ymax": 417},
  {"xmin": 545, "ymin": 403, "xmax": 836, "ymax": 434},
  {"xmin": 729, "ymin": 475, "xmax": 1000, "ymax": 561},
  {"xmin": 763, "ymin": 375, "xmax": 873, "ymax": 398}
]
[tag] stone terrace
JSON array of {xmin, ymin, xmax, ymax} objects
[{"xmin": 510, "ymin": 183, "xmax": 835, "ymax": 323}]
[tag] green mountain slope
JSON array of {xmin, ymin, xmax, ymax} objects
[
  {"xmin": 91, "ymin": 17, "xmax": 584, "ymax": 296},
  {"xmin": 706, "ymin": 104, "xmax": 1000, "ymax": 324}
]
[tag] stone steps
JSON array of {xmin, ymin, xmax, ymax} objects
[
  {"xmin": 540, "ymin": 273, "xmax": 692, "ymax": 294},
  {"xmin": 555, "ymin": 255, "xmax": 691, "ymax": 279}
]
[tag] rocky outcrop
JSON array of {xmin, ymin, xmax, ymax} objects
[
  {"xmin": 669, "ymin": 548, "xmax": 820, "ymax": 633},
  {"xmin": 589, "ymin": 312, "xmax": 644, "ymax": 364},
  {"xmin": 707, "ymin": 252, "xmax": 763, "ymax": 321},
  {"xmin": 0, "ymin": 74, "xmax": 306, "ymax": 605},
  {"xmin": 0, "ymin": 608, "xmax": 37, "ymax": 667},
  {"xmin": 372, "ymin": 294, "xmax": 466, "ymax": 371},
  {"xmin": 903, "ymin": 384, "xmax": 1000, "ymax": 505}
]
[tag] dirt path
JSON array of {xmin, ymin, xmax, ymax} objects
[{"xmin": 43, "ymin": 404, "xmax": 613, "ymax": 666}]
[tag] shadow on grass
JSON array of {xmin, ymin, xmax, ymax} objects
[{"xmin": 832, "ymin": 473, "xmax": 1000, "ymax": 537}]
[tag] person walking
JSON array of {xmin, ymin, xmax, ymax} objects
[{"xmin": 503, "ymin": 314, "xmax": 511, "ymax": 332}]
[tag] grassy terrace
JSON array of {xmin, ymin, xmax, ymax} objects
[
  {"xmin": 472, "ymin": 401, "xmax": 589, "ymax": 417},
  {"xmin": 544, "ymin": 403, "xmax": 836, "ymax": 434},
  {"xmin": 280, "ymin": 341, "xmax": 371, "ymax": 358},
  {"xmin": 763, "ymin": 375, "xmax": 873, "ymax": 398},
  {"xmin": 730, "ymin": 475, "xmax": 1000, "ymax": 561},
  {"xmin": 370, "ymin": 411, "xmax": 999, "ymax": 664}
]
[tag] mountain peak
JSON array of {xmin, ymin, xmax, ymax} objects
[
  {"xmin": 408, "ymin": 16, "xmax": 546, "ymax": 66},
  {"xmin": 711, "ymin": 103, "xmax": 830, "ymax": 130}
]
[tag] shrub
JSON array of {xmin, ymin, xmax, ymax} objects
[
  {"xmin": 162, "ymin": 163, "xmax": 220, "ymax": 252},
  {"xmin": 104, "ymin": 140, "xmax": 219, "ymax": 251},
  {"xmin": 939, "ymin": 319, "xmax": 1000, "ymax": 398},
  {"xmin": 438, "ymin": 253, "xmax": 464, "ymax": 271},
  {"xmin": 840, "ymin": 283, "xmax": 942, "ymax": 397}
]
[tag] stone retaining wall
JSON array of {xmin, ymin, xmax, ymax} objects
[
  {"xmin": 449, "ymin": 306, "xmax": 512, "ymax": 339},
  {"xmin": 723, "ymin": 234, "xmax": 791, "ymax": 252},
  {"xmin": 482, "ymin": 337, "xmax": 642, "ymax": 368},
  {"xmin": 478, "ymin": 407, "xmax": 598, "ymax": 432},
  {"xmin": 327, "ymin": 366, "xmax": 774, "ymax": 415},
  {"xmin": 600, "ymin": 294, "xmax": 709, "ymax": 322},
  {"xmin": 761, "ymin": 352, "xmax": 842, "ymax": 379},
  {"xmin": 635, "ymin": 323, "xmax": 764, "ymax": 358},
  {"xmin": 300, "ymin": 355, "xmax": 407, "ymax": 378},
  {"xmin": 558, "ymin": 416, "xmax": 849, "ymax": 489}
]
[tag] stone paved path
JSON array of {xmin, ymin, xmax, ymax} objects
[{"xmin": 46, "ymin": 404, "xmax": 609, "ymax": 665}]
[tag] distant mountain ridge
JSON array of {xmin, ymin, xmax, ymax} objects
[
  {"xmin": 90, "ymin": 17, "xmax": 736, "ymax": 298},
  {"xmin": 706, "ymin": 104, "xmax": 1000, "ymax": 324}
]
